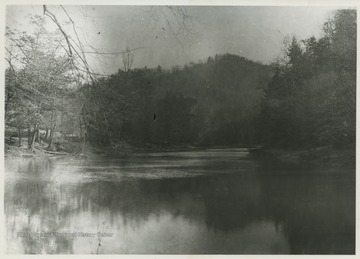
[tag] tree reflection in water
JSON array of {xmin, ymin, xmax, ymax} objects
[{"xmin": 5, "ymin": 150, "xmax": 354, "ymax": 254}]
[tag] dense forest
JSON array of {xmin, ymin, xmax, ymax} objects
[
  {"xmin": 5, "ymin": 9, "xmax": 356, "ymax": 153},
  {"xmin": 80, "ymin": 54, "xmax": 271, "ymax": 148}
]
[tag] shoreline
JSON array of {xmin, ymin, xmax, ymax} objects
[
  {"xmin": 249, "ymin": 145, "xmax": 355, "ymax": 170},
  {"xmin": 5, "ymin": 140, "xmax": 356, "ymax": 171},
  {"xmin": 4, "ymin": 139, "xmax": 86, "ymax": 160}
]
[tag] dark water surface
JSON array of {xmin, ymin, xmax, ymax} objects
[{"xmin": 5, "ymin": 148, "xmax": 355, "ymax": 254}]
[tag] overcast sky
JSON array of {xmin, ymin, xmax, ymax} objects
[{"xmin": 6, "ymin": 5, "xmax": 347, "ymax": 74}]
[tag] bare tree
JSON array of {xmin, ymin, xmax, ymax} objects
[
  {"xmin": 145, "ymin": 6, "xmax": 204, "ymax": 48},
  {"xmin": 40, "ymin": 5, "xmax": 202, "ymax": 81},
  {"xmin": 122, "ymin": 46, "xmax": 134, "ymax": 73}
]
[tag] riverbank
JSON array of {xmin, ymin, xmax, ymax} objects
[
  {"xmin": 4, "ymin": 138, "xmax": 190, "ymax": 160},
  {"xmin": 250, "ymin": 145, "xmax": 355, "ymax": 170},
  {"xmin": 4, "ymin": 137, "xmax": 85, "ymax": 159},
  {"xmin": 4, "ymin": 138, "xmax": 191, "ymax": 160},
  {"xmin": 5, "ymin": 138, "xmax": 356, "ymax": 171},
  {"xmin": 84, "ymin": 142, "xmax": 202, "ymax": 157}
]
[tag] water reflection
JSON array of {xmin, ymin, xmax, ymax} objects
[{"xmin": 5, "ymin": 149, "xmax": 355, "ymax": 254}]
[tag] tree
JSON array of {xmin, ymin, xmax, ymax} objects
[
  {"xmin": 260, "ymin": 9, "xmax": 356, "ymax": 149},
  {"xmin": 5, "ymin": 15, "xmax": 77, "ymax": 151},
  {"xmin": 122, "ymin": 46, "xmax": 134, "ymax": 73}
]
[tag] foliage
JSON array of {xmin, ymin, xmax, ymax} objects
[
  {"xmin": 5, "ymin": 9, "xmax": 355, "ymax": 152},
  {"xmin": 81, "ymin": 54, "xmax": 271, "ymax": 147},
  {"xmin": 5, "ymin": 15, "xmax": 79, "ymax": 149},
  {"xmin": 260, "ymin": 9, "xmax": 356, "ymax": 148}
]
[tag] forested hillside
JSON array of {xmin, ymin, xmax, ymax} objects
[{"xmin": 80, "ymin": 54, "xmax": 271, "ymax": 148}]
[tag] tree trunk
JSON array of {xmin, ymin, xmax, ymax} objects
[
  {"xmin": 29, "ymin": 125, "xmax": 37, "ymax": 151},
  {"xmin": 48, "ymin": 110, "xmax": 56, "ymax": 150},
  {"xmin": 48, "ymin": 125, "xmax": 56, "ymax": 150},
  {"xmin": 45, "ymin": 128, "xmax": 49, "ymax": 140},
  {"xmin": 38, "ymin": 129, "xmax": 41, "ymax": 144},
  {"xmin": 35, "ymin": 128, "xmax": 40, "ymax": 143},
  {"xmin": 79, "ymin": 121, "xmax": 83, "ymax": 139},
  {"xmin": 81, "ymin": 131, "xmax": 86, "ymax": 154},
  {"xmin": 27, "ymin": 127, "xmax": 31, "ymax": 146},
  {"xmin": 48, "ymin": 130, "xmax": 54, "ymax": 150},
  {"xmin": 18, "ymin": 128, "xmax": 21, "ymax": 147}
]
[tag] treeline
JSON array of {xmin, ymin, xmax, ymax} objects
[
  {"xmin": 80, "ymin": 54, "xmax": 271, "ymax": 148},
  {"xmin": 260, "ymin": 9, "xmax": 356, "ymax": 149},
  {"xmin": 5, "ymin": 9, "xmax": 356, "ymax": 152}
]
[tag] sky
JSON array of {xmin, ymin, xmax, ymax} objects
[{"xmin": 5, "ymin": 5, "xmax": 348, "ymax": 74}]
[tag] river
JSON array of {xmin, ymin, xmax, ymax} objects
[{"xmin": 4, "ymin": 148, "xmax": 355, "ymax": 254}]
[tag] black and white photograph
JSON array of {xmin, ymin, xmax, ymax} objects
[{"xmin": 2, "ymin": 0, "xmax": 357, "ymax": 255}]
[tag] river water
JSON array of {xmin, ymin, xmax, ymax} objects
[{"xmin": 4, "ymin": 148, "xmax": 355, "ymax": 254}]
